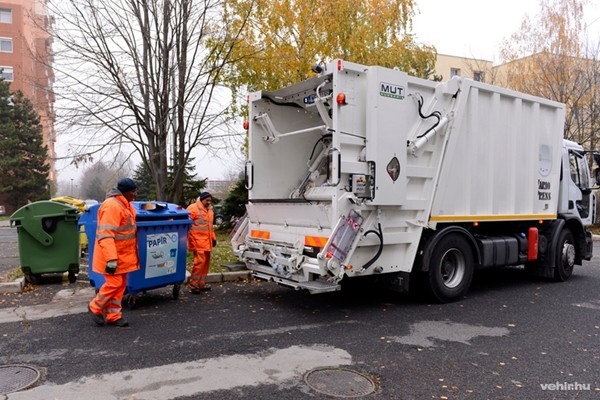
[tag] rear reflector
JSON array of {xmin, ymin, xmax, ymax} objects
[
  {"xmin": 304, "ymin": 236, "xmax": 329, "ymax": 248},
  {"xmin": 527, "ymin": 227, "xmax": 538, "ymax": 261},
  {"xmin": 250, "ymin": 230, "xmax": 270, "ymax": 240}
]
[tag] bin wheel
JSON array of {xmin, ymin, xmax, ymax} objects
[
  {"xmin": 68, "ymin": 271, "xmax": 77, "ymax": 284},
  {"xmin": 173, "ymin": 284, "xmax": 181, "ymax": 300},
  {"xmin": 126, "ymin": 295, "xmax": 136, "ymax": 309},
  {"xmin": 25, "ymin": 274, "xmax": 40, "ymax": 285}
]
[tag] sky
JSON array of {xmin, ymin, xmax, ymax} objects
[
  {"xmin": 54, "ymin": 0, "xmax": 600, "ymax": 187},
  {"xmin": 412, "ymin": 0, "xmax": 600, "ymax": 63}
]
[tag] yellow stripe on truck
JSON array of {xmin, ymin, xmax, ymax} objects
[{"xmin": 429, "ymin": 213, "xmax": 557, "ymax": 222}]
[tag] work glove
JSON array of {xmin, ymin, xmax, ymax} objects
[
  {"xmin": 212, "ymin": 239, "xmax": 217, "ymax": 247},
  {"xmin": 105, "ymin": 260, "xmax": 118, "ymax": 275}
]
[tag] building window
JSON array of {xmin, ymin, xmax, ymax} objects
[
  {"xmin": 473, "ymin": 71, "xmax": 485, "ymax": 82},
  {"xmin": 0, "ymin": 38, "xmax": 12, "ymax": 53},
  {"xmin": 0, "ymin": 9, "xmax": 11, "ymax": 24},
  {"xmin": 0, "ymin": 66, "xmax": 13, "ymax": 81},
  {"xmin": 450, "ymin": 68, "xmax": 461, "ymax": 77}
]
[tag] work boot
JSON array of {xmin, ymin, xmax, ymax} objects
[
  {"xmin": 107, "ymin": 318, "xmax": 129, "ymax": 327},
  {"xmin": 88, "ymin": 306, "xmax": 105, "ymax": 326},
  {"xmin": 189, "ymin": 284, "xmax": 211, "ymax": 294}
]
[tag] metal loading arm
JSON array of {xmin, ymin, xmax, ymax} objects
[
  {"xmin": 408, "ymin": 112, "xmax": 453, "ymax": 156},
  {"xmin": 254, "ymin": 112, "xmax": 327, "ymax": 143},
  {"xmin": 290, "ymin": 141, "xmax": 331, "ymax": 198},
  {"xmin": 231, "ymin": 214, "xmax": 249, "ymax": 258}
]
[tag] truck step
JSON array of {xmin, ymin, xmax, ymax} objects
[{"xmin": 252, "ymin": 272, "xmax": 341, "ymax": 294}]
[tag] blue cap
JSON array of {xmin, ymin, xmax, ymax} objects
[
  {"xmin": 117, "ymin": 178, "xmax": 137, "ymax": 193},
  {"xmin": 199, "ymin": 191, "xmax": 211, "ymax": 200}
]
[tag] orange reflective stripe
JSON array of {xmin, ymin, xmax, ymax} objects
[
  {"xmin": 114, "ymin": 233, "xmax": 136, "ymax": 240},
  {"xmin": 196, "ymin": 204, "xmax": 209, "ymax": 224},
  {"xmin": 304, "ymin": 236, "xmax": 329, "ymax": 248},
  {"xmin": 250, "ymin": 230, "xmax": 270, "ymax": 239}
]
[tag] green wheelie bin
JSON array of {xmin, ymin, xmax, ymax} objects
[{"xmin": 10, "ymin": 201, "xmax": 81, "ymax": 284}]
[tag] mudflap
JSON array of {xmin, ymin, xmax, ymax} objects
[
  {"xmin": 583, "ymin": 231, "xmax": 593, "ymax": 261},
  {"xmin": 534, "ymin": 219, "xmax": 564, "ymax": 279}
]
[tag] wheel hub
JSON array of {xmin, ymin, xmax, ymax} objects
[
  {"xmin": 562, "ymin": 242, "xmax": 575, "ymax": 267},
  {"xmin": 441, "ymin": 249, "xmax": 465, "ymax": 288}
]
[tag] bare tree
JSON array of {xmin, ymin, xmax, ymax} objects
[
  {"xmin": 498, "ymin": 0, "xmax": 600, "ymax": 148},
  {"xmin": 79, "ymin": 160, "xmax": 133, "ymax": 201},
  {"xmin": 46, "ymin": 0, "xmax": 248, "ymax": 204}
]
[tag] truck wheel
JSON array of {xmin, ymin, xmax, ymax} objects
[
  {"xmin": 428, "ymin": 233, "xmax": 474, "ymax": 303},
  {"xmin": 553, "ymin": 229, "xmax": 575, "ymax": 282}
]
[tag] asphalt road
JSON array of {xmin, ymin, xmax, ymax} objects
[
  {"xmin": 0, "ymin": 221, "xmax": 19, "ymax": 281},
  {"xmin": 0, "ymin": 235, "xmax": 598, "ymax": 399}
]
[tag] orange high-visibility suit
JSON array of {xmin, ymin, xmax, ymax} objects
[
  {"xmin": 88, "ymin": 190, "xmax": 139, "ymax": 323},
  {"xmin": 187, "ymin": 199, "xmax": 216, "ymax": 290}
]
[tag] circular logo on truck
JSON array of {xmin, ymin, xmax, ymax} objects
[{"xmin": 539, "ymin": 144, "xmax": 552, "ymax": 177}]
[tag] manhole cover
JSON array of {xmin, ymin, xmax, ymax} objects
[
  {"xmin": 0, "ymin": 365, "xmax": 41, "ymax": 394},
  {"xmin": 304, "ymin": 367, "xmax": 376, "ymax": 398}
]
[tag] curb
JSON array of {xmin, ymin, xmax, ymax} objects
[
  {"xmin": 0, "ymin": 277, "xmax": 24, "ymax": 294},
  {"xmin": 0, "ymin": 271, "xmax": 251, "ymax": 295},
  {"xmin": 206, "ymin": 271, "xmax": 252, "ymax": 283},
  {"xmin": 187, "ymin": 269, "xmax": 252, "ymax": 283}
]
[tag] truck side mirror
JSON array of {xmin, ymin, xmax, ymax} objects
[{"xmin": 593, "ymin": 154, "xmax": 600, "ymax": 186}]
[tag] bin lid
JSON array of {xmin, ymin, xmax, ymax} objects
[
  {"xmin": 10, "ymin": 201, "xmax": 80, "ymax": 223},
  {"xmin": 134, "ymin": 201, "xmax": 190, "ymax": 220},
  {"xmin": 50, "ymin": 196, "xmax": 87, "ymax": 212},
  {"xmin": 10, "ymin": 201, "xmax": 80, "ymax": 246},
  {"xmin": 76, "ymin": 201, "xmax": 190, "ymax": 225},
  {"xmin": 78, "ymin": 204, "xmax": 100, "ymax": 227}
]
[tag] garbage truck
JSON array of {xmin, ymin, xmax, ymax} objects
[{"xmin": 231, "ymin": 59, "xmax": 597, "ymax": 302}]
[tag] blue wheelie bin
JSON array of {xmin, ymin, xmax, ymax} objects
[{"xmin": 79, "ymin": 201, "xmax": 191, "ymax": 306}]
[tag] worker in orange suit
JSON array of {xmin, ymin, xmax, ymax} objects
[
  {"xmin": 88, "ymin": 178, "xmax": 139, "ymax": 327},
  {"xmin": 187, "ymin": 191, "xmax": 216, "ymax": 293}
]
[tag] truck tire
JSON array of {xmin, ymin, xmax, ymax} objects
[
  {"xmin": 427, "ymin": 233, "xmax": 474, "ymax": 303},
  {"xmin": 553, "ymin": 229, "xmax": 575, "ymax": 282}
]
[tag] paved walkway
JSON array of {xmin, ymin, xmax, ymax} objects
[{"xmin": 0, "ymin": 286, "xmax": 94, "ymax": 324}]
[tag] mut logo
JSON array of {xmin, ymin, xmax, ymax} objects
[{"xmin": 380, "ymin": 82, "xmax": 405, "ymax": 100}]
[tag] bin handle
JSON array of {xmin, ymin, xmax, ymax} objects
[{"xmin": 17, "ymin": 216, "xmax": 54, "ymax": 246}]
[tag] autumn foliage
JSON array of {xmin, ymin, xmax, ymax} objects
[{"xmin": 218, "ymin": 0, "xmax": 437, "ymax": 94}]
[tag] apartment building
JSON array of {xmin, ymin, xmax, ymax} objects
[
  {"xmin": 0, "ymin": 0, "xmax": 55, "ymax": 181},
  {"xmin": 433, "ymin": 53, "xmax": 494, "ymax": 83}
]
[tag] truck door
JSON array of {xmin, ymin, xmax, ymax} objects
[{"xmin": 567, "ymin": 149, "xmax": 594, "ymax": 225}]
